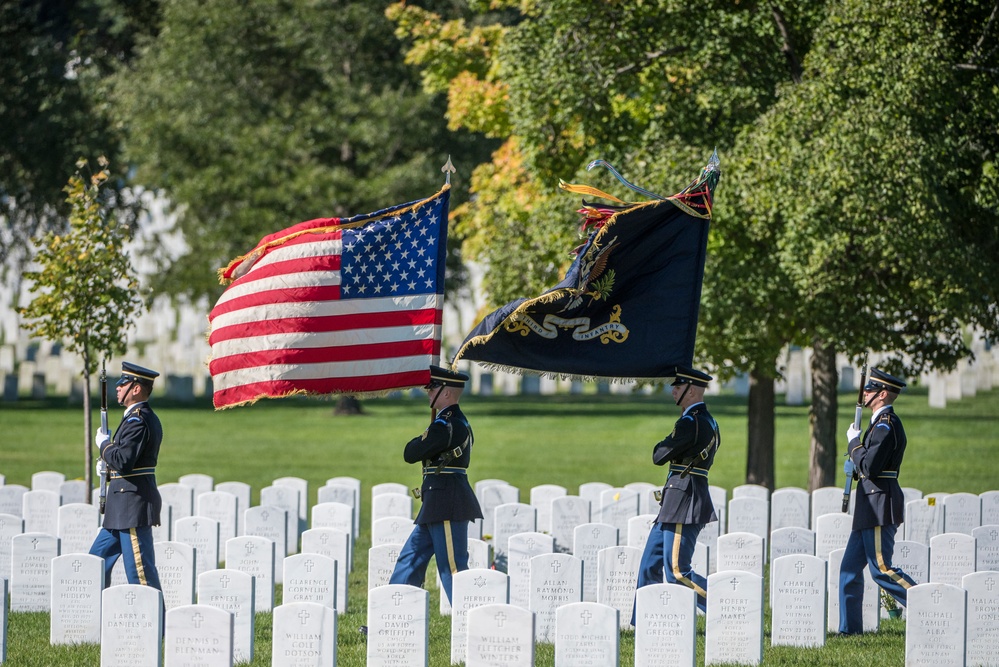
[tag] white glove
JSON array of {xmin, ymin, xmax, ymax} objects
[
  {"xmin": 95, "ymin": 431, "xmax": 110, "ymax": 449},
  {"xmin": 843, "ymin": 458, "xmax": 855, "ymax": 477},
  {"xmin": 846, "ymin": 424, "xmax": 861, "ymax": 442},
  {"xmin": 96, "ymin": 458, "xmax": 107, "ymax": 476}
]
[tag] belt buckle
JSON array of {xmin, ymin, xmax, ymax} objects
[
  {"xmin": 654, "ymin": 489, "xmax": 663, "ymax": 503},
  {"xmin": 410, "ymin": 487, "xmax": 422, "ymax": 499}
]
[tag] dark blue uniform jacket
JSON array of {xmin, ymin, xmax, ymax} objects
[
  {"xmin": 100, "ymin": 402, "xmax": 163, "ymax": 530},
  {"xmin": 849, "ymin": 406, "xmax": 907, "ymax": 530},
  {"xmin": 404, "ymin": 404, "xmax": 483, "ymax": 525},
  {"xmin": 652, "ymin": 402, "xmax": 719, "ymax": 525}
]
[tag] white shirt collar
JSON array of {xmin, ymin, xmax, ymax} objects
[
  {"xmin": 870, "ymin": 405, "xmax": 892, "ymax": 423},
  {"xmin": 683, "ymin": 401, "xmax": 705, "ymax": 417},
  {"xmin": 124, "ymin": 401, "xmax": 148, "ymax": 417}
]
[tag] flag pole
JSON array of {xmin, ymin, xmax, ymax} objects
[{"xmin": 441, "ymin": 156, "xmax": 455, "ymax": 186}]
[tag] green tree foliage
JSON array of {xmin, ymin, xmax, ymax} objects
[
  {"xmin": 114, "ymin": 0, "xmax": 492, "ymax": 301},
  {"xmin": 19, "ymin": 158, "xmax": 143, "ymax": 493},
  {"xmin": 0, "ymin": 0, "xmax": 158, "ymax": 270},
  {"xmin": 393, "ymin": 0, "xmax": 999, "ymax": 488}
]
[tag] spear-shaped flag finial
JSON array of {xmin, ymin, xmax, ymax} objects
[{"xmin": 441, "ymin": 156, "xmax": 455, "ymax": 186}]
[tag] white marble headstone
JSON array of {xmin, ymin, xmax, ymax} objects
[
  {"xmin": 367, "ymin": 544, "xmax": 402, "ymax": 591},
  {"xmin": 555, "ymin": 601, "xmax": 619, "ymax": 667},
  {"xmin": 178, "ymin": 473, "xmax": 214, "ymax": 500},
  {"xmin": 492, "ymin": 503, "xmax": 536, "ymax": 572},
  {"xmin": 943, "ymin": 492, "xmax": 981, "ymax": 535},
  {"xmin": 225, "ymin": 535, "xmax": 275, "ymax": 612},
  {"xmin": 625, "ymin": 482, "xmax": 659, "ymax": 516},
  {"xmin": 174, "ymin": 516, "xmax": 220, "ymax": 577},
  {"xmin": 22, "ymin": 489, "xmax": 59, "ymax": 535},
  {"xmin": 195, "ymin": 491, "xmax": 238, "ymax": 548},
  {"xmin": 727, "ymin": 497, "xmax": 769, "ymax": 549},
  {"xmin": 370, "ymin": 492, "xmax": 412, "ymax": 528},
  {"xmin": 0, "ymin": 512, "xmax": 23, "ymax": 581},
  {"xmin": 31, "ymin": 471, "xmax": 65, "ymax": 493},
  {"xmin": 814, "ymin": 512, "xmax": 852, "ymax": 559},
  {"xmin": 962, "ymin": 570, "xmax": 999, "ymax": 667},
  {"xmin": 56, "ymin": 502, "xmax": 99, "ymax": 555},
  {"xmin": 972, "ymin": 524, "xmax": 999, "ymax": 572},
  {"xmin": 163, "ymin": 604, "xmax": 233, "ymax": 667},
  {"xmin": 551, "ymin": 496, "xmax": 591, "ymax": 554},
  {"xmin": 272, "ymin": 601, "xmax": 337, "ymax": 667},
  {"xmin": 260, "ymin": 485, "xmax": 299, "ymax": 555},
  {"xmin": 244, "ymin": 505, "xmax": 288, "ymax": 563},
  {"xmin": 770, "ymin": 487, "xmax": 810, "ymax": 530},
  {"xmin": 827, "ymin": 547, "xmax": 879, "ymax": 633},
  {"xmin": 155, "ymin": 541, "xmax": 196, "ymax": 610},
  {"xmin": 50, "ymin": 553, "xmax": 103, "ymax": 644},
  {"xmin": 466, "ymin": 603, "xmax": 534, "ymax": 667},
  {"xmin": 530, "ymin": 484, "xmax": 567, "ymax": 533},
  {"xmin": 101, "ymin": 584, "xmax": 164, "ymax": 667},
  {"xmin": 508, "ymin": 532, "xmax": 554, "ymax": 610},
  {"xmin": 628, "ymin": 514, "xmax": 658, "ymax": 551},
  {"xmin": 58, "ymin": 480, "xmax": 90, "ymax": 506},
  {"xmin": 634, "ymin": 583, "xmax": 697, "ymax": 667},
  {"xmin": 715, "ymin": 532, "xmax": 764, "ymax": 578},
  {"xmin": 769, "ymin": 526, "xmax": 815, "ymax": 561},
  {"xmin": 929, "ymin": 532, "xmax": 976, "ymax": 587},
  {"xmin": 704, "ymin": 570, "xmax": 764, "ymax": 666},
  {"xmin": 733, "ymin": 484, "xmax": 770, "ymax": 501},
  {"xmin": 198, "ymin": 568, "xmax": 255, "ymax": 665},
  {"xmin": 450, "ymin": 568, "xmax": 510, "ymax": 664},
  {"xmin": 371, "ymin": 481, "xmax": 408, "ymax": 498},
  {"xmin": 272, "ymin": 476, "xmax": 308, "ymax": 529},
  {"xmin": 0, "ymin": 485, "xmax": 28, "ymax": 517},
  {"xmin": 366, "ymin": 584, "xmax": 428, "ymax": 667},
  {"xmin": 981, "ymin": 491, "xmax": 999, "ymax": 526},
  {"xmin": 888, "ymin": 540, "xmax": 928, "ymax": 586},
  {"xmin": 708, "ymin": 486, "xmax": 727, "ymax": 534},
  {"xmin": 905, "ymin": 498, "xmax": 943, "ymax": 545},
  {"xmin": 158, "ymin": 483, "xmax": 194, "ymax": 532},
  {"xmin": 810, "ymin": 487, "xmax": 847, "ymax": 528},
  {"xmin": 529, "ymin": 553, "xmax": 583, "ymax": 643},
  {"xmin": 574, "ymin": 522, "xmax": 618, "ymax": 602},
  {"xmin": 213, "ymin": 481, "xmax": 251, "ymax": 537},
  {"xmin": 578, "ymin": 482, "xmax": 612, "ymax": 509},
  {"xmin": 282, "ymin": 553, "xmax": 336, "ymax": 611},
  {"xmin": 904, "ymin": 582, "xmax": 967, "ymax": 667},
  {"xmin": 596, "ymin": 488, "xmax": 640, "ymax": 539},
  {"xmin": 371, "ymin": 516, "xmax": 414, "ymax": 547},
  {"xmin": 769, "ymin": 555, "xmax": 826, "ymax": 647},
  {"xmin": 11, "ymin": 532, "xmax": 59, "ymax": 611},
  {"xmin": 596, "ymin": 545, "xmax": 642, "ymax": 629},
  {"xmin": 310, "ymin": 502, "xmax": 354, "ymax": 541},
  {"xmin": 478, "ymin": 484, "xmax": 519, "ymax": 538},
  {"xmin": 300, "ymin": 527, "xmax": 350, "ymax": 614}
]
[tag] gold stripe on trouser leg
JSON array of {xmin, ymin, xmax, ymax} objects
[
  {"xmin": 874, "ymin": 526, "xmax": 912, "ymax": 589},
  {"xmin": 443, "ymin": 520, "xmax": 458, "ymax": 574},
  {"xmin": 671, "ymin": 524, "xmax": 707, "ymax": 598},
  {"xmin": 128, "ymin": 529, "xmax": 148, "ymax": 586}
]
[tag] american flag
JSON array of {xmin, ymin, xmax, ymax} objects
[{"xmin": 208, "ymin": 187, "xmax": 450, "ymax": 408}]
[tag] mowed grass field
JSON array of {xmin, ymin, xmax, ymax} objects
[{"xmin": 0, "ymin": 386, "xmax": 997, "ymax": 666}]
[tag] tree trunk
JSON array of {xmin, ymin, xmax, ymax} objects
[
  {"xmin": 83, "ymin": 366, "xmax": 93, "ymax": 503},
  {"xmin": 807, "ymin": 339, "xmax": 839, "ymax": 491},
  {"xmin": 745, "ymin": 366, "xmax": 776, "ymax": 490},
  {"xmin": 334, "ymin": 395, "xmax": 363, "ymax": 415}
]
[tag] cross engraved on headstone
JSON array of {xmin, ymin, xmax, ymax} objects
[
  {"xmin": 126, "ymin": 591, "xmax": 137, "ymax": 605},
  {"xmin": 164, "ymin": 546, "xmax": 175, "ymax": 559},
  {"xmin": 932, "ymin": 589, "xmax": 943, "ymax": 604},
  {"xmin": 512, "ymin": 508, "xmax": 519, "ymax": 517},
  {"xmin": 580, "ymin": 610, "xmax": 592, "ymax": 626},
  {"xmin": 527, "ymin": 538, "xmax": 536, "ymax": 550},
  {"xmin": 192, "ymin": 521, "xmax": 199, "ymax": 531},
  {"xmin": 618, "ymin": 551, "xmax": 629, "ymax": 565},
  {"xmin": 192, "ymin": 612, "xmax": 204, "ymax": 628},
  {"xmin": 901, "ymin": 545, "xmax": 910, "ymax": 558},
  {"xmin": 299, "ymin": 609, "xmax": 311, "ymax": 625},
  {"xmin": 31, "ymin": 538, "xmax": 39, "ymax": 550},
  {"xmin": 834, "ymin": 518, "xmax": 843, "ymax": 529},
  {"xmin": 261, "ymin": 511, "xmax": 269, "ymax": 521},
  {"xmin": 389, "ymin": 550, "xmax": 398, "ymax": 560},
  {"xmin": 795, "ymin": 560, "xmax": 806, "ymax": 574},
  {"xmin": 72, "ymin": 559, "xmax": 83, "ymax": 572},
  {"xmin": 592, "ymin": 528, "xmax": 602, "ymax": 539},
  {"xmin": 494, "ymin": 612, "xmax": 507, "ymax": 627},
  {"xmin": 986, "ymin": 577, "xmax": 996, "ymax": 592},
  {"xmin": 391, "ymin": 521, "xmax": 400, "ymax": 531},
  {"xmin": 660, "ymin": 590, "xmax": 672, "ymax": 606},
  {"xmin": 949, "ymin": 538, "xmax": 958, "ymax": 550},
  {"xmin": 474, "ymin": 576, "xmax": 487, "ymax": 588},
  {"xmin": 244, "ymin": 542, "xmax": 256, "ymax": 556},
  {"xmin": 304, "ymin": 559, "xmax": 314, "ymax": 572},
  {"xmin": 730, "ymin": 577, "xmax": 740, "ymax": 591},
  {"xmin": 990, "ymin": 529, "xmax": 998, "ymax": 541},
  {"xmin": 550, "ymin": 560, "xmax": 562, "ymax": 573},
  {"xmin": 320, "ymin": 533, "xmax": 330, "ymax": 545},
  {"xmin": 393, "ymin": 591, "xmax": 404, "ymax": 606},
  {"xmin": 789, "ymin": 533, "xmax": 798, "ymax": 543},
  {"xmin": 220, "ymin": 574, "xmax": 230, "ymax": 589},
  {"xmin": 736, "ymin": 538, "xmax": 745, "ymax": 549}
]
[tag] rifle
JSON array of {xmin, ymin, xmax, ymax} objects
[
  {"xmin": 99, "ymin": 362, "xmax": 108, "ymax": 514},
  {"xmin": 842, "ymin": 357, "xmax": 868, "ymax": 512}
]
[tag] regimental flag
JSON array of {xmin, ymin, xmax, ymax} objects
[
  {"xmin": 208, "ymin": 186, "xmax": 451, "ymax": 409},
  {"xmin": 453, "ymin": 158, "xmax": 719, "ymax": 382}
]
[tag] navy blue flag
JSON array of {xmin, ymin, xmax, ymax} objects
[{"xmin": 453, "ymin": 157, "xmax": 719, "ymax": 381}]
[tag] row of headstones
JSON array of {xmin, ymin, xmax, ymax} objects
[{"xmin": 7, "ymin": 553, "xmax": 991, "ymax": 666}]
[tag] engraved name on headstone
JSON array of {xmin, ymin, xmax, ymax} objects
[
  {"xmin": 573, "ymin": 523, "xmax": 618, "ymax": 602},
  {"xmin": 929, "ymin": 532, "xmax": 976, "ymax": 587},
  {"xmin": 300, "ymin": 527, "xmax": 350, "ymax": 614},
  {"xmin": 466, "ymin": 603, "xmax": 534, "ymax": 667},
  {"xmin": 283, "ymin": 553, "xmax": 336, "ymax": 611},
  {"xmin": 11, "ymin": 532, "xmax": 59, "ymax": 611},
  {"xmin": 634, "ymin": 583, "xmax": 697, "ymax": 667},
  {"xmin": 174, "ymin": 516, "xmax": 220, "ymax": 577},
  {"xmin": 769, "ymin": 555, "xmax": 826, "ymax": 648},
  {"xmin": 704, "ymin": 570, "xmax": 764, "ymax": 666},
  {"xmin": 154, "ymin": 541, "xmax": 196, "ymax": 610},
  {"xmin": 225, "ymin": 536, "xmax": 275, "ymax": 612},
  {"xmin": 596, "ymin": 545, "xmax": 642, "ymax": 630},
  {"xmin": 492, "ymin": 503, "xmax": 536, "ymax": 573},
  {"xmin": 100, "ymin": 583, "xmax": 164, "ymax": 667},
  {"xmin": 904, "ymin": 582, "xmax": 967, "ymax": 667},
  {"xmin": 972, "ymin": 524, "xmax": 999, "ymax": 572},
  {"xmin": 770, "ymin": 487, "xmax": 810, "ymax": 531},
  {"xmin": 769, "ymin": 526, "xmax": 815, "ymax": 561},
  {"xmin": 529, "ymin": 553, "xmax": 583, "ymax": 643},
  {"xmin": 198, "ymin": 568, "xmax": 255, "ymax": 665},
  {"xmin": 272, "ymin": 601, "xmax": 337, "ymax": 667},
  {"xmin": 508, "ymin": 532, "xmax": 554, "ymax": 610},
  {"xmin": 551, "ymin": 496, "xmax": 591, "ymax": 554},
  {"xmin": 163, "ymin": 604, "xmax": 233, "ymax": 667},
  {"xmin": 366, "ymin": 584, "xmax": 428, "ymax": 667},
  {"xmin": 716, "ymin": 532, "xmax": 764, "ymax": 578},
  {"xmin": 50, "ymin": 553, "xmax": 103, "ymax": 644},
  {"xmin": 450, "ymin": 568, "xmax": 510, "ymax": 665},
  {"xmin": 555, "ymin": 601, "xmax": 618, "ymax": 667},
  {"xmin": 962, "ymin": 570, "xmax": 999, "ymax": 667}
]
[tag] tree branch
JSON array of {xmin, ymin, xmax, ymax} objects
[{"xmin": 770, "ymin": 2, "xmax": 803, "ymax": 84}]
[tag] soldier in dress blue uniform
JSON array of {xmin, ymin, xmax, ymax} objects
[
  {"xmin": 838, "ymin": 367, "xmax": 916, "ymax": 635},
  {"xmin": 89, "ymin": 362, "xmax": 163, "ymax": 590},
  {"xmin": 388, "ymin": 364, "xmax": 484, "ymax": 605},
  {"xmin": 632, "ymin": 366, "xmax": 719, "ymax": 624}
]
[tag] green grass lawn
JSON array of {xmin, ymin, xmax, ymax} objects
[{"xmin": 0, "ymin": 386, "xmax": 997, "ymax": 665}]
